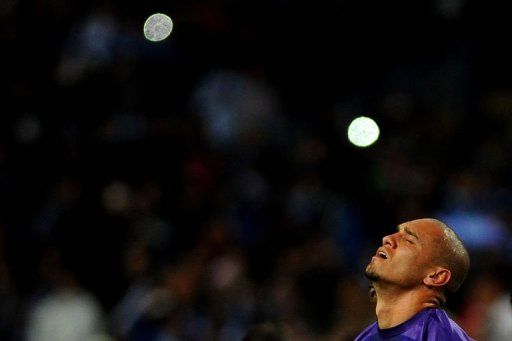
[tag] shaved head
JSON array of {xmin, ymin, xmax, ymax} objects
[
  {"xmin": 424, "ymin": 218, "xmax": 470, "ymax": 294},
  {"xmin": 360, "ymin": 218, "xmax": 474, "ymax": 337}
]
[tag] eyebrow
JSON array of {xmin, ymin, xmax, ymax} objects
[{"xmin": 397, "ymin": 226, "xmax": 419, "ymax": 240}]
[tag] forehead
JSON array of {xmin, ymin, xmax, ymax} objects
[{"xmin": 397, "ymin": 219, "xmax": 444, "ymax": 242}]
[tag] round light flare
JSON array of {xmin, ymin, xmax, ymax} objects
[
  {"xmin": 143, "ymin": 13, "xmax": 173, "ymax": 42},
  {"xmin": 347, "ymin": 116, "xmax": 380, "ymax": 147}
]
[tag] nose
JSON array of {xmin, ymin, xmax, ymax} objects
[{"xmin": 382, "ymin": 233, "xmax": 397, "ymax": 248}]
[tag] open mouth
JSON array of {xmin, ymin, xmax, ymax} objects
[{"xmin": 377, "ymin": 251, "xmax": 388, "ymax": 259}]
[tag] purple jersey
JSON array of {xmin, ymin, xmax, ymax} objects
[{"xmin": 355, "ymin": 308, "xmax": 474, "ymax": 340}]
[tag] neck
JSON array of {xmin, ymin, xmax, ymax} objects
[{"xmin": 373, "ymin": 283, "xmax": 438, "ymax": 329}]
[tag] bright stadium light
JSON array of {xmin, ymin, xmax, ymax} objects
[
  {"xmin": 143, "ymin": 13, "xmax": 173, "ymax": 42},
  {"xmin": 347, "ymin": 116, "xmax": 380, "ymax": 147}
]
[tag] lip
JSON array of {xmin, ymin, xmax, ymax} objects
[{"xmin": 375, "ymin": 247, "xmax": 389, "ymax": 260}]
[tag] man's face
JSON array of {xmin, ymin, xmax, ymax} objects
[{"xmin": 365, "ymin": 219, "xmax": 443, "ymax": 288}]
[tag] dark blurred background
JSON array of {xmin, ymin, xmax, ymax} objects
[{"xmin": 2, "ymin": 0, "xmax": 512, "ymax": 340}]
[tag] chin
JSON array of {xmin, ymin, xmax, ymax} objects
[{"xmin": 364, "ymin": 266, "xmax": 380, "ymax": 281}]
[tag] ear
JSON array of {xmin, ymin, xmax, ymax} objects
[{"xmin": 423, "ymin": 268, "xmax": 451, "ymax": 288}]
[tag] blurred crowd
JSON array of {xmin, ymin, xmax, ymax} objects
[{"xmin": 2, "ymin": 0, "xmax": 512, "ymax": 340}]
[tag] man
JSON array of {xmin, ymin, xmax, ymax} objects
[{"xmin": 355, "ymin": 218, "xmax": 474, "ymax": 340}]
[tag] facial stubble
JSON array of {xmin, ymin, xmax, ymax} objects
[{"xmin": 364, "ymin": 260, "xmax": 380, "ymax": 281}]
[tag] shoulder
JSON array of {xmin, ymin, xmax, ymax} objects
[
  {"xmin": 354, "ymin": 321, "xmax": 378, "ymax": 341},
  {"xmin": 424, "ymin": 309, "xmax": 475, "ymax": 341}
]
